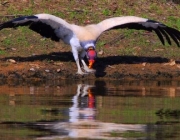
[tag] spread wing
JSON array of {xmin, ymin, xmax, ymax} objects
[
  {"xmin": 0, "ymin": 13, "xmax": 73, "ymax": 42},
  {"xmin": 97, "ymin": 16, "xmax": 180, "ymax": 46}
]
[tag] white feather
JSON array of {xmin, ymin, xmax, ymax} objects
[
  {"xmin": 97, "ymin": 16, "xmax": 148, "ymax": 32},
  {"xmin": 35, "ymin": 13, "xmax": 72, "ymax": 29}
]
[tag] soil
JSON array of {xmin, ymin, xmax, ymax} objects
[{"xmin": 1, "ymin": 52, "xmax": 180, "ymax": 81}]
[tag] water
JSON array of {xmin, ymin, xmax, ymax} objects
[{"xmin": 0, "ymin": 80, "xmax": 180, "ymax": 140}]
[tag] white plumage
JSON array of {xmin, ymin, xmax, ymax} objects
[{"xmin": 0, "ymin": 13, "xmax": 180, "ymax": 74}]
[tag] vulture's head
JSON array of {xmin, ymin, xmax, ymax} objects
[{"xmin": 86, "ymin": 47, "xmax": 97, "ymax": 68}]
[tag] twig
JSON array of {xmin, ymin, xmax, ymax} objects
[
  {"xmin": 105, "ymin": 34, "xmax": 126, "ymax": 46},
  {"xmin": 0, "ymin": 14, "xmax": 24, "ymax": 18}
]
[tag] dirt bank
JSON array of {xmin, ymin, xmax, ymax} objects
[{"xmin": 1, "ymin": 53, "xmax": 180, "ymax": 81}]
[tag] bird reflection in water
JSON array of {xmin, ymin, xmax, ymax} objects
[
  {"xmin": 69, "ymin": 84, "xmax": 96, "ymax": 124},
  {"xmin": 36, "ymin": 83, "xmax": 146, "ymax": 140}
]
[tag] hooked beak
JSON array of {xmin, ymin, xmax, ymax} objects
[
  {"xmin": 86, "ymin": 46, "xmax": 97, "ymax": 69},
  {"xmin": 88, "ymin": 59, "xmax": 95, "ymax": 69}
]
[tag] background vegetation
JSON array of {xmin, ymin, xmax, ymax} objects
[{"xmin": 0, "ymin": 0, "xmax": 180, "ymax": 59}]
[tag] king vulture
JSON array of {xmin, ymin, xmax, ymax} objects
[{"xmin": 0, "ymin": 13, "xmax": 180, "ymax": 74}]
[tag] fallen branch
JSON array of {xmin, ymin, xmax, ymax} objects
[
  {"xmin": 0, "ymin": 14, "xmax": 24, "ymax": 18},
  {"xmin": 105, "ymin": 34, "xmax": 126, "ymax": 46}
]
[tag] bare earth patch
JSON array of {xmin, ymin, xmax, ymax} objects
[{"xmin": 1, "ymin": 54, "xmax": 180, "ymax": 81}]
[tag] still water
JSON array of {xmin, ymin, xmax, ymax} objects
[{"xmin": 0, "ymin": 80, "xmax": 180, "ymax": 140}]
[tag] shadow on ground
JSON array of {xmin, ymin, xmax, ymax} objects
[
  {"xmin": 1, "ymin": 52, "xmax": 74, "ymax": 62},
  {"xmin": 1, "ymin": 51, "xmax": 169, "ymax": 64},
  {"xmin": 0, "ymin": 51, "xmax": 170, "ymax": 78}
]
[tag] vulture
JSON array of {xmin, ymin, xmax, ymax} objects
[{"xmin": 0, "ymin": 13, "xmax": 180, "ymax": 74}]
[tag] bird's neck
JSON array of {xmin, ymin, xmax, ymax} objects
[{"xmin": 80, "ymin": 40, "xmax": 96, "ymax": 50}]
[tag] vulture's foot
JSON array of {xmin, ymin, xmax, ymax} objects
[
  {"xmin": 76, "ymin": 70, "xmax": 88, "ymax": 75},
  {"xmin": 83, "ymin": 67, "xmax": 96, "ymax": 73}
]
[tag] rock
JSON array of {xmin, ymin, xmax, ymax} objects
[
  {"xmin": 169, "ymin": 60, "xmax": 176, "ymax": 66},
  {"xmin": 164, "ymin": 60, "xmax": 176, "ymax": 66},
  {"xmin": 29, "ymin": 68, "xmax": 35, "ymax": 71},
  {"xmin": 98, "ymin": 50, "xmax": 104, "ymax": 55},
  {"xmin": 45, "ymin": 69, "xmax": 50, "ymax": 73},
  {"xmin": 7, "ymin": 59, "xmax": 16, "ymax": 63},
  {"xmin": 11, "ymin": 48, "xmax": 17, "ymax": 51},
  {"xmin": 31, "ymin": 53, "xmax": 36, "ymax": 56},
  {"xmin": 142, "ymin": 62, "xmax": 146, "ymax": 66},
  {"xmin": 108, "ymin": 65, "xmax": 115, "ymax": 68},
  {"xmin": 57, "ymin": 69, "xmax": 61, "ymax": 73},
  {"xmin": 54, "ymin": 62, "xmax": 63, "ymax": 66}
]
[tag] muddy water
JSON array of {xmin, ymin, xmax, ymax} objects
[{"xmin": 0, "ymin": 80, "xmax": 180, "ymax": 140}]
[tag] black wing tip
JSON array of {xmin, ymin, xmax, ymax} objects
[
  {"xmin": 165, "ymin": 27, "xmax": 180, "ymax": 47},
  {"xmin": 0, "ymin": 15, "xmax": 38, "ymax": 30},
  {"xmin": 12, "ymin": 15, "xmax": 38, "ymax": 22},
  {"xmin": 147, "ymin": 19, "xmax": 180, "ymax": 47},
  {"xmin": 147, "ymin": 19, "xmax": 158, "ymax": 23},
  {"xmin": 0, "ymin": 21, "xmax": 12, "ymax": 30},
  {"xmin": 147, "ymin": 19, "xmax": 166, "ymax": 28}
]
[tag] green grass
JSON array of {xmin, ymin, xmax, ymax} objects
[
  {"xmin": 118, "ymin": 47, "xmax": 135, "ymax": 56},
  {"xmin": 0, "ymin": 50, "xmax": 6, "ymax": 55},
  {"xmin": 102, "ymin": 9, "xmax": 111, "ymax": 16},
  {"xmin": 0, "ymin": 0, "xmax": 180, "ymax": 59},
  {"xmin": 110, "ymin": 130, "xmax": 151, "ymax": 138},
  {"xmin": 167, "ymin": 16, "xmax": 180, "ymax": 29},
  {"xmin": 2, "ymin": 38, "xmax": 12, "ymax": 46},
  {"xmin": 1, "ymin": 28, "xmax": 31, "ymax": 48},
  {"xmin": 6, "ymin": 5, "xmax": 33, "ymax": 15},
  {"xmin": 97, "ymin": 96, "xmax": 180, "ymax": 124}
]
